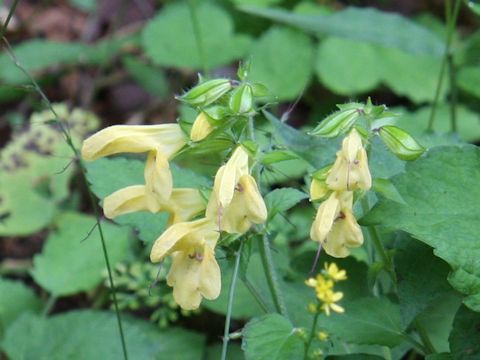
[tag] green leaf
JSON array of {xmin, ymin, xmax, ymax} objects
[
  {"xmin": 314, "ymin": 37, "xmax": 444, "ymax": 103},
  {"xmin": 265, "ymin": 188, "xmax": 308, "ymax": 220},
  {"xmin": 426, "ymin": 354, "xmax": 453, "ymax": 360},
  {"xmin": 372, "ymin": 178, "xmax": 406, "ymax": 205},
  {"xmin": 466, "ymin": 0, "xmax": 480, "ymax": 15},
  {"xmin": 240, "ymin": 6, "xmax": 444, "ymax": 55},
  {"xmin": 321, "ymin": 297, "xmax": 405, "ymax": 347},
  {"xmin": 449, "ymin": 305, "xmax": 480, "ymax": 359},
  {"xmin": 457, "ymin": 66, "xmax": 480, "ymax": 98},
  {"xmin": 70, "ymin": 0, "xmax": 97, "ymax": 11},
  {"xmin": 249, "ymin": 27, "xmax": 314, "ymax": 101},
  {"xmin": 0, "ymin": 278, "xmax": 41, "ymax": 334},
  {"xmin": 142, "ymin": 2, "xmax": 251, "ymax": 69},
  {"xmin": 242, "ymin": 314, "xmax": 304, "ymax": 360},
  {"xmin": 1, "ymin": 310, "xmax": 205, "ymax": 360},
  {"xmin": 31, "ymin": 212, "xmax": 129, "ymax": 296},
  {"xmin": 123, "ymin": 56, "xmax": 168, "ymax": 97},
  {"xmin": 395, "ymin": 236, "xmax": 457, "ymax": 327},
  {"xmin": 362, "ymin": 146, "xmax": 480, "ymax": 311},
  {"xmin": 262, "ymin": 150, "xmax": 299, "ymax": 165},
  {"xmin": 326, "ymin": 355, "xmax": 384, "ymax": 360}
]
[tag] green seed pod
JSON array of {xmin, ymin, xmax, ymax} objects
[
  {"xmin": 178, "ymin": 78, "xmax": 232, "ymax": 106},
  {"xmin": 309, "ymin": 108, "xmax": 360, "ymax": 138},
  {"xmin": 229, "ymin": 83, "xmax": 253, "ymax": 114},
  {"xmin": 378, "ymin": 125, "xmax": 425, "ymax": 161}
]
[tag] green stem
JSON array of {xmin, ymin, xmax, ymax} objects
[
  {"xmin": 187, "ymin": 0, "xmax": 208, "ymax": 76},
  {"xmin": 361, "ymin": 198, "xmax": 397, "ymax": 285},
  {"xmin": 258, "ymin": 234, "xmax": 289, "ymax": 318},
  {"xmin": 447, "ymin": 53, "xmax": 458, "ymax": 133},
  {"xmin": 42, "ymin": 295, "xmax": 57, "ymax": 317},
  {"xmin": 304, "ymin": 310, "xmax": 320, "ymax": 360},
  {"xmin": 241, "ymin": 277, "xmax": 269, "ymax": 313},
  {"xmin": 2, "ymin": 36, "xmax": 129, "ymax": 360},
  {"xmin": 0, "ymin": 0, "xmax": 19, "ymax": 40},
  {"xmin": 221, "ymin": 241, "xmax": 244, "ymax": 360},
  {"xmin": 414, "ymin": 318, "xmax": 437, "ymax": 355},
  {"xmin": 427, "ymin": 0, "xmax": 462, "ymax": 132}
]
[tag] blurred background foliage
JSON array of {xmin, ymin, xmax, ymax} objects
[{"xmin": 0, "ymin": 0, "xmax": 479, "ymax": 359}]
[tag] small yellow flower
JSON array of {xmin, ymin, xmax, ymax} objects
[
  {"xmin": 310, "ymin": 191, "xmax": 363, "ymax": 258},
  {"xmin": 317, "ymin": 331, "xmax": 329, "ymax": 341},
  {"xmin": 103, "ymin": 186, "xmax": 206, "ymax": 225},
  {"xmin": 81, "ymin": 124, "xmax": 187, "ymax": 207},
  {"xmin": 319, "ymin": 290, "xmax": 344, "ymax": 316},
  {"xmin": 324, "ymin": 262, "xmax": 347, "ymax": 282},
  {"xmin": 190, "ymin": 112, "xmax": 215, "ymax": 142},
  {"xmin": 326, "ymin": 128, "xmax": 371, "ymax": 192},
  {"xmin": 306, "ymin": 272, "xmax": 345, "ymax": 316},
  {"xmin": 150, "ymin": 218, "xmax": 220, "ymax": 310},
  {"xmin": 206, "ymin": 146, "xmax": 267, "ymax": 233}
]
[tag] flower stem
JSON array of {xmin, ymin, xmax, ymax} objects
[
  {"xmin": 258, "ymin": 234, "xmax": 289, "ymax": 318},
  {"xmin": 361, "ymin": 198, "xmax": 397, "ymax": 285},
  {"xmin": 221, "ymin": 240, "xmax": 244, "ymax": 360},
  {"xmin": 415, "ymin": 318, "xmax": 437, "ymax": 355},
  {"xmin": 304, "ymin": 310, "xmax": 320, "ymax": 360},
  {"xmin": 427, "ymin": 0, "xmax": 462, "ymax": 132}
]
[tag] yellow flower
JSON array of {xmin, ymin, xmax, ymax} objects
[
  {"xmin": 317, "ymin": 331, "xmax": 329, "ymax": 341},
  {"xmin": 103, "ymin": 186, "xmax": 206, "ymax": 225},
  {"xmin": 326, "ymin": 128, "xmax": 371, "ymax": 191},
  {"xmin": 310, "ymin": 177, "xmax": 329, "ymax": 201},
  {"xmin": 81, "ymin": 124, "xmax": 187, "ymax": 207},
  {"xmin": 190, "ymin": 112, "xmax": 215, "ymax": 142},
  {"xmin": 206, "ymin": 146, "xmax": 267, "ymax": 233},
  {"xmin": 324, "ymin": 262, "xmax": 347, "ymax": 282},
  {"xmin": 319, "ymin": 290, "xmax": 344, "ymax": 316},
  {"xmin": 150, "ymin": 218, "xmax": 220, "ymax": 310},
  {"xmin": 310, "ymin": 192, "xmax": 363, "ymax": 258}
]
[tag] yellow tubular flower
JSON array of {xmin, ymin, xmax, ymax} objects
[
  {"xmin": 190, "ymin": 112, "xmax": 215, "ymax": 142},
  {"xmin": 206, "ymin": 147, "xmax": 267, "ymax": 233},
  {"xmin": 81, "ymin": 124, "xmax": 187, "ymax": 207},
  {"xmin": 310, "ymin": 192, "xmax": 363, "ymax": 258},
  {"xmin": 103, "ymin": 186, "xmax": 205, "ymax": 225},
  {"xmin": 326, "ymin": 128, "xmax": 372, "ymax": 191},
  {"xmin": 81, "ymin": 124, "xmax": 186, "ymax": 161},
  {"xmin": 310, "ymin": 177, "xmax": 329, "ymax": 201},
  {"xmin": 150, "ymin": 218, "xmax": 220, "ymax": 310}
]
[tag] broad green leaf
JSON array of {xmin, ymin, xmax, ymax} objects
[
  {"xmin": 362, "ymin": 146, "xmax": 480, "ymax": 311},
  {"xmin": 242, "ymin": 314, "xmax": 304, "ymax": 360},
  {"xmin": 142, "ymin": 2, "xmax": 251, "ymax": 69},
  {"xmin": 261, "ymin": 150, "xmax": 299, "ymax": 165},
  {"xmin": 449, "ymin": 305, "xmax": 480, "ymax": 359},
  {"xmin": 265, "ymin": 188, "xmax": 308, "ymax": 220},
  {"xmin": 315, "ymin": 38, "xmax": 381, "ymax": 94},
  {"xmin": 0, "ymin": 278, "xmax": 41, "ymax": 334},
  {"xmin": 240, "ymin": 6, "xmax": 444, "ymax": 56},
  {"xmin": 1, "ymin": 310, "xmax": 205, "ymax": 360},
  {"xmin": 31, "ymin": 212, "xmax": 129, "ymax": 295},
  {"xmin": 426, "ymin": 354, "xmax": 453, "ymax": 360},
  {"xmin": 320, "ymin": 297, "xmax": 405, "ymax": 347},
  {"xmin": 206, "ymin": 343, "xmax": 244, "ymax": 360},
  {"xmin": 457, "ymin": 66, "xmax": 480, "ymax": 98},
  {"xmin": 249, "ymin": 27, "xmax": 314, "ymax": 101},
  {"xmin": 372, "ymin": 178, "xmax": 406, "ymax": 205},
  {"xmin": 395, "ymin": 237, "xmax": 457, "ymax": 327},
  {"xmin": 314, "ymin": 37, "xmax": 444, "ymax": 103},
  {"xmin": 326, "ymin": 356, "xmax": 384, "ymax": 360},
  {"xmin": 123, "ymin": 56, "xmax": 168, "ymax": 97}
]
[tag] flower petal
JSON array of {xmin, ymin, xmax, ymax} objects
[
  {"xmin": 103, "ymin": 185, "xmax": 156, "ymax": 219},
  {"xmin": 144, "ymin": 151, "xmax": 173, "ymax": 205}
]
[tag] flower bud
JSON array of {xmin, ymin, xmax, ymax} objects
[
  {"xmin": 378, "ymin": 125, "xmax": 425, "ymax": 161},
  {"xmin": 309, "ymin": 108, "xmax": 360, "ymax": 138},
  {"xmin": 177, "ymin": 79, "xmax": 232, "ymax": 107},
  {"xmin": 190, "ymin": 112, "xmax": 215, "ymax": 142},
  {"xmin": 229, "ymin": 84, "xmax": 253, "ymax": 114}
]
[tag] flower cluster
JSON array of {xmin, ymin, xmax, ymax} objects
[
  {"xmin": 82, "ymin": 125, "xmax": 267, "ymax": 310},
  {"xmin": 306, "ymin": 263, "xmax": 347, "ymax": 316},
  {"xmin": 309, "ymin": 128, "xmax": 372, "ymax": 257}
]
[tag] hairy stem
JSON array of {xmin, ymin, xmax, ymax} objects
[
  {"xmin": 221, "ymin": 241, "xmax": 244, "ymax": 360},
  {"xmin": 304, "ymin": 309, "xmax": 320, "ymax": 360}
]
